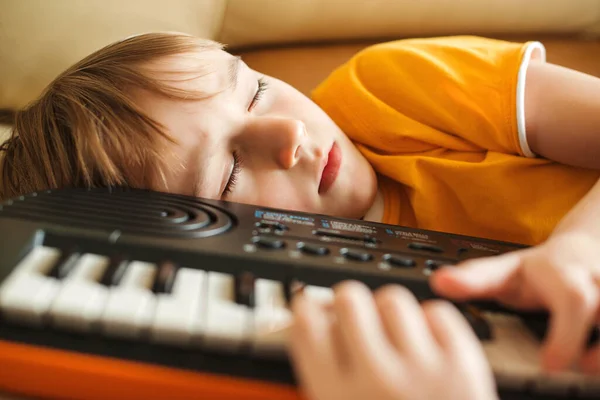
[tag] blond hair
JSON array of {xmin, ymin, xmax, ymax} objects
[{"xmin": 0, "ymin": 32, "xmax": 223, "ymax": 201}]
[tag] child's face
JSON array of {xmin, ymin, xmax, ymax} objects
[{"xmin": 134, "ymin": 49, "xmax": 377, "ymax": 219}]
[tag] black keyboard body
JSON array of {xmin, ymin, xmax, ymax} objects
[{"xmin": 0, "ymin": 187, "xmax": 593, "ymax": 400}]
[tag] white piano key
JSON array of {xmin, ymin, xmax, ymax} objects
[
  {"xmin": 483, "ymin": 312, "xmax": 600, "ymax": 396},
  {"xmin": 101, "ymin": 261, "xmax": 157, "ymax": 339},
  {"xmin": 0, "ymin": 246, "xmax": 62, "ymax": 325},
  {"xmin": 202, "ymin": 272, "xmax": 251, "ymax": 353},
  {"xmin": 49, "ymin": 254, "xmax": 110, "ymax": 332},
  {"xmin": 251, "ymin": 279, "xmax": 291, "ymax": 359},
  {"xmin": 64, "ymin": 254, "xmax": 107, "ymax": 281},
  {"xmin": 304, "ymin": 285, "xmax": 334, "ymax": 304},
  {"xmin": 255, "ymin": 279, "xmax": 288, "ymax": 309},
  {"xmin": 150, "ymin": 268, "xmax": 206, "ymax": 346},
  {"xmin": 118, "ymin": 261, "xmax": 156, "ymax": 288},
  {"xmin": 4, "ymin": 246, "xmax": 60, "ymax": 276}
]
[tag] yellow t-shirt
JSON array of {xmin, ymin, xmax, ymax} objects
[{"xmin": 311, "ymin": 36, "xmax": 600, "ymax": 246}]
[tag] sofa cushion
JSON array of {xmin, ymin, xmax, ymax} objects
[
  {"xmin": 220, "ymin": 0, "xmax": 600, "ymax": 47},
  {"xmin": 1, "ymin": 0, "xmax": 600, "ymax": 110},
  {"xmin": 0, "ymin": 0, "xmax": 226, "ymax": 110}
]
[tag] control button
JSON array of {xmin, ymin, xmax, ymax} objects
[
  {"xmin": 313, "ymin": 229, "xmax": 379, "ymax": 244},
  {"xmin": 251, "ymin": 236, "xmax": 285, "ymax": 250},
  {"xmin": 382, "ymin": 254, "xmax": 416, "ymax": 268},
  {"xmin": 363, "ymin": 236, "xmax": 378, "ymax": 244},
  {"xmin": 297, "ymin": 242, "xmax": 330, "ymax": 256},
  {"xmin": 340, "ymin": 248, "xmax": 373, "ymax": 262},
  {"xmin": 255, "ymin": 221, "xmax": 288, "ymax": 231},
  {"xmin": 424, "ymin": 259, "xmax": 452, "ymax": 271},
  {"xmin": 408, "ymin": 242, "xmax": 443, "ymax": 253}
]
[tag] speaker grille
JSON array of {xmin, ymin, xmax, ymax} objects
[{"xmin": 0, "ymin": 188, "xmax": 233, "ymax": 238}]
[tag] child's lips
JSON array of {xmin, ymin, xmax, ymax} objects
[{"xmin": 318, "ymin": 141, "xmax": 342, "ymax": 194}]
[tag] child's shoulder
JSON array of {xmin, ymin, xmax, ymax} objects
[
  {"xmin": 345, "ymin": 35, "xmax": 537, "ymax": 78},
  {"xmin": 360, "ymin": 35, "xmax": 523, "ymax": 51},
  {"xmin": 354, "ymin": 36, "xmax": 525, "ymax": 57}
]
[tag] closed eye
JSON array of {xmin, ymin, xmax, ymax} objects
[
  {"xmin": 223, "ymin": 150, "xmax": 243, "ymax": 198},
  {"xmin": 248, "ymin": 77, "xmax": 268, "ymax": 111}
]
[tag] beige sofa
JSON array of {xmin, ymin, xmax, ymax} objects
[
  {"xmin": 2, "ymin": 0, "xmax": 600, "ymax": 110},
  {"xmin": 2, "ymin": 0, "xmax": 600, "ymax": 143},
  {"xmin": 1, "ymin": 1, "xmax": 600, "ymax": 399}
]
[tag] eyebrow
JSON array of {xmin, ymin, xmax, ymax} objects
[
  {"xmin": 228, "ymin": 56, "xmax": 242, "ymax": 92},
  {"xmin": 190, "ymin": 153, "xmax": 224, "ymax": 199}
]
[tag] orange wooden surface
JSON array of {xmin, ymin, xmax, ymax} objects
[{"xmin": 0, "ymin": 339, "xmax": 301, "ymax": 400}]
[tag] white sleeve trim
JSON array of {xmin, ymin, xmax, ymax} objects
[{"xmin": 516, "ymin": 41, "xmax": 546, "ymax": 158}]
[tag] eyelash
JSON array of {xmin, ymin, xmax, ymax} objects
[
  {"xmin": 223, "ymin": 78, "xmax": 268, "ymax": 197},
  {"xmin": 249, "ymin": 77, "xmax": 268, "ymax": 111},
  {"xmin": 223, "ymin": 150, "xmax": 243, "ymax": 197}
]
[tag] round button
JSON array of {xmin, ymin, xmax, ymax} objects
[
  {"xmin": 382, "ymin": 254, "xmax": 416, "ymax": 268},
  {"xmin": 425, "ymin": 259, "xmax": 450, "ymax": 271},
  {"xmin": 364, "ymin": 236, "xmax": 378, "ymax": 244},
  {"xmin": 340, "ymin": 248, "xmax": 373, "ymax": 262},
  {"xmin": 297, "ymin": 242, "xmax": 330, "ymax": 256},
  {"xmin": 256, "ymin": 227, "xmax": 272, "ymax": 235},
  {"xmin": 251, "ymin": 236, "xmax": 285, "ymax": 250}
]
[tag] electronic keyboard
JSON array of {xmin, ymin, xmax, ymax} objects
[{"xmin": 0, "ymin": 187, "xmax": 598, "ymax": 400}]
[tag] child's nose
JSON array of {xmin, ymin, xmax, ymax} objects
[{"xmin": 261, "ymin": 117, "xmax": 307, "ymax": 169}]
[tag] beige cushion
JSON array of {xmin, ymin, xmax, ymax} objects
[
  {"xmin": 220, "ymin": 0, "xmax": 600, "ymax": 47},
  {"xmin": 0, "ymin": 124, "xmax": 12, "ymax": 145},
  {"xmin": 0, "ymin": 0, "xmax": 226, "ymax": 110},
  {"xmin": 2, "ymin": 0, "xmax": 600, "ymax": 110}
]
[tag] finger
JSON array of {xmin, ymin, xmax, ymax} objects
[
  {"xmin": 430, "ymin": 252, "xmax": 524, "ymax": 302},
  {"xmin": 524, "ymin": 264, "xmax": 600, "ymax": 372},
  {"xmin": 374, "ymin": 285, "xmax": 441, "ymax": 362},
  {"xmin": 332, "ymin": 281, "xmax": 396, "ymax": 373},
  {"xmin": 330, "ymin": 302, "xmax": 351, "ymax": 372},
  {"xmin": 289, "ymin": 294, "xmax": 341, "ymax": 397},
  {"xmin": 422, "ymin": 300, "xmax": 492, "ymax": 373}
]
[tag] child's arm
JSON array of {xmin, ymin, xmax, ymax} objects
[
  {"xmin": 289, "ymin": 281, "xmax": 498, "ymax": 400},
  {"xmin": 431, "ymin": 176, "xmax": 600, "ymax": 374},
  {"xmin": 525, "ymin": 60, "xmax": 600, "ymax": 169}
]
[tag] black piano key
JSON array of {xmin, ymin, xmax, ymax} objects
[
  {"xmin": 99, "ymin": 258, "xmax": 129, "ymax": 286},
  {"xmin": 235, "ymin": 272, "xmax": 256, "ymax": 308},
  {"xmin": 47, "ymin": 251, "xmax": 80, "ymax": 279},
  {"xmin": 283, "ymin": 279, "xmax": 306, "ymax": 305},
  {"xmin": 521, "ymin": 314, "xmax": 600, "ymax": 349},
  {"xmin": 152, "ymin": 262, "xmax": 178, "ymax": 294},
  {"xmin": 460, "ymin": 305, "xmax": 493, "ymax": 341}
]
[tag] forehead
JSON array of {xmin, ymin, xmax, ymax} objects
[
  {"xmin": 132, "ymin": 50, "xmax": 244, "ymax": 197},
  {"xmin": 145, "ymin": 48, "xmax": 240, "ymax": 95}
]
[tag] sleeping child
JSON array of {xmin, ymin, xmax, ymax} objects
[{"xmin": 2, "ymin": 32, "xmax": 600, "ymax": 400}]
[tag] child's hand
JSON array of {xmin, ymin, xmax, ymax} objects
[
  {"xmin": 430, "ymin": 232, "xmax": 600, "ymax": 374},
  {"xmin": 288, "ymin": 281, "xmax": 498, "ymax": 400}
]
